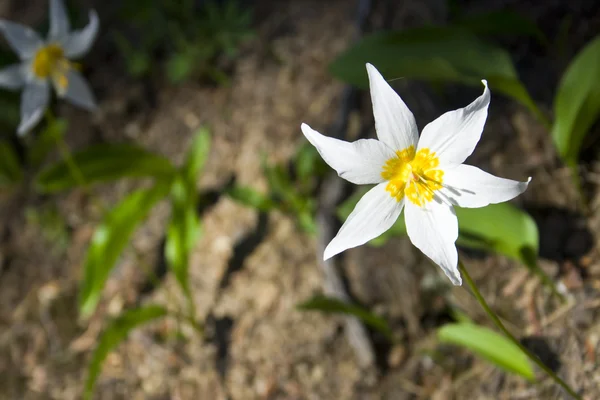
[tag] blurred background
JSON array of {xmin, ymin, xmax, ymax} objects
[{"xmin": 0, "ymin": 0, "xmax": 599, "ymax": 399}]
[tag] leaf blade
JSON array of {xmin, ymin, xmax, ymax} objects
[
  {"xmin": 79, "ymin": 184, "xmax": 170, "ymax": 317},
  {"xmin": 438, "ymin": 323, "xmax": 534, "ymax": 380},
  {"xmin": 84, "ymin": 305, "xmax": 167, "ymax": 400},
  {"xmin": 0, "ymin": 140, "xmax": 22, "ymax": 187},
  {"xmin": 164, "ymin": 128, "xmax": 210, "ymax": 295},
  {"xmin": 552, "ymin": 35, "xmax": 600, "ymax": 165},
  {"xmin": 329, "ymin": 27, "xmax": 543, "ymax": 119},
  {"xmin": 37, "ymin": 143, "xmax": 176, "ymax": 192},
  {"xmin": 298, "ymin": 295, "xmax": 393, "ymax": 340}
]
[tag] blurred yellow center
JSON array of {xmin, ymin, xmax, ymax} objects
[
  {"xmin": 381, "ymin": 146, "xmax": 444, "ymax": 206},
  {"xmin": 31, "ymin": 44, "xmax": 70, "ymax": 91}
]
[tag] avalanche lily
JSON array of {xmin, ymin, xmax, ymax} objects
[
  {"xmin": 0, "ymin": 0, "xmax": 99, "ymax": 135},
  {"xmin": 301, "ymin": 63, "xmax": 530, "ymax": 285}
]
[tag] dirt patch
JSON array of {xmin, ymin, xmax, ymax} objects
[{"xmin": 1, "ymin": 0, "xmax": 599, "ymax": 399}]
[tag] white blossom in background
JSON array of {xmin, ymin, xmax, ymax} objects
[
  {"xmin": 301, "ymin": 63, "xmax": 530, "ymax": 285},
  {"xmin": 0, "ymin": 0, "xmax": 99, "ymax": 135}
]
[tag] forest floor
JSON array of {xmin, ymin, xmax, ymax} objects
[{"xmin": 0, "ymin": 0, "xmax": 599, "ymax": 399}]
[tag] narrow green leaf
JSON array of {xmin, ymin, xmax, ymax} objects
[
  {"xmin": 165, "ymin": 177, "xmax": 201, "ymax": 295},
  {"xmin": 329, "ymin": 27, "xmax": 543, "ymax": 121},
  {"xmin": 552, "ymin": 35, "xmax": 600, "ymax": 166},
  {"xmin": 182, "ymin": 127, "xmax": 211, "ymax": 190},
  {"xmin": 227, "ymin": 185, "xmax": 274, "ymax": 211},
  {"xmin": 338, "ymin": 188, "xmax": 538, "ymax": 264},
  {"xmin": 37, "ymin": 143, "xmax": 176, "ymax": 192},
  {"xmin": 0, "ymin": 140, "xmax": 22, "ymax": 187},
  {"xmin": 163, "ymin": 129, "xmax": 210, "ymax": 295},
  {"xmin": 79, "ymin": 184, "xmax": 170, "ymax": 317},
  {"xmin": 438, "ymin": 323, "xmax": 534, "ymax": 380},
  {"xmin": 298, "ymin": 295, "xmax": 393, "ymax": 340},
  {"xmin": 84, "ymin": 305, "xmax": 167, "ymax": 400}
]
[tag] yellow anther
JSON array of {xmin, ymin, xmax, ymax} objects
[
  {"xmin": 32, "ymin": 44, "xmax": 66, "ymax": 79},
  {"xmin": 381, "ymin": 146, "xmax": 444, "ymax": 206}
]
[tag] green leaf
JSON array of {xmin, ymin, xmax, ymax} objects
[
  {"xmin": 227, "ymin": 185, "xmax": 274, "ymax": 211},
  {"xmin": 165, "ymin": 177, "xmax": 201, "ymax": 295},
  {"xmin": 182, "ymin": 128, "xmax": 211, "ymax": 190},
  {"xmin": 166, "ymin": 52, "xmax": 194, "ymax": 83},
  {"xmin": 438, "ymin": 323, "xmax": 534, "ymax": 380},
  {"xmin": 329, "ymin": 27, "xmax": 543, "ymax": 122},
  {"xmin": 338, "ymin": 188, "xmax": 538, "ymax": 264},
  {"xmin": 0, "ymin": 140, "xmax": 22, "ymax": 187},
  {"xmin": 295, "ymin": 142, "xmax": 327, "ymax": 184},
  {"xmin": 27, "ymin": 118, "xmax": 67, "ymax": 167},
  {"xmin": 37, "ymin": 143, "xmax": 176, "ymax": 192},
  {"xmin": 551, "ymin": 35, "xmax": 600, "ymax": 166},
  {"xmin": 84, "ymin": 305, "xmax": 167, "ymax": 400},
  {"xmin": 454, "ymin": 10, "xmax": 546, "ymax": 44},
  {"xmin": 298, "ymin": 295, "xmax": 393, "ymax": 340},
  {"xmin": 79, "ymin": 184, "xmax": 170, "ymax": 317},
  {"xmin": 164, "ymin": 129, "xmax": 210, "ymax": 294}
]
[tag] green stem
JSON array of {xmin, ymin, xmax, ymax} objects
[
  {"xmin": 55, "ymin": 136, "xmax": 88, "ymax": 189},
  {"xmin": 458, "ymin": 260, "xmax": 581, "ymax": 400}
]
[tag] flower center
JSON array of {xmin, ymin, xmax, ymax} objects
[
  {"xmin": 31, "ymin": 44, "xmax": 70, "ymax": 91},
  {"xmin": 381, "ymin": 146, "xmax": 444, "ymax": 206}
]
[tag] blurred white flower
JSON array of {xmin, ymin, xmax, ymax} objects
[
  {"xmin": 301, "ymin": 63, "xmax": 530, "ymax": 285},
  {"xmin": 0, "ymin": 0, "xmax": 99, "ymax": 135}
]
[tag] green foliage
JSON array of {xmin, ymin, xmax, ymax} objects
[
  {"xmin": 0, "ymin": 140, "xmax": 22, "ymax": 188},
  {"xmin": 226, "ymin": 186, "xmax": 275, "ymax": 211},
  {"xmin": 298, "ymin": 295, "xmax": 393, "ymax": 340},
  {"xmin": 329, "ymin": 27, "xmax": 545, "ymax": 124},
  {"xmin": 165, "ymin": 129, "xmax": 210, "ymax": 295},
  {"xmin": 114, "ymin": 0, "xmax": 253, "ymax": 83},
  {"xmin": 551, "ymin": 35, "xmax": 600, "ymax": 166},
  {"xmin": 36, "ymin": 143, "xmax": 176, "ymax": 193},
  {"xmin": 438, "ymin": 323, "xmax": 534, "ymax": 380},
  {"xmin": 338, "ymin": 188, "xmax": 538, "ymax": 266},
  {"xmin": 181, "ymin": 128, "xmax": 211, "ymax": 189},
  {"xmin": 27, "ymin": 117, "xmax": 68, "ymax": 168},
  {"xmin": 453, "ymin": 10, "xmax": 546, "ymax": 44},
  {"xmin": 165, "ymin": 178, "xmax": 201, "ymax": 295},
  {"xmin": 24, "ymin": 204, "xmax": 70, "ymax": 252},
  {"xmin": 228, "ymin": 144, "xmax": 326, "ymax": 234},
  {"xmin": 0, "ymin": 50, "xmax": 21, "ymax": 131},
  {"xmin": 84, "ymin": 305, "xmax": 168, "ymax": 400},
  {"xmin": 79, "ymin": 184, "xmax": 170, "ymax": 318}
]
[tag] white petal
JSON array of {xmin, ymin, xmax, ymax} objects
[
  {"xmin": 366, "ymin": 63, "xmax": 418, "ymax": 151},
  {"xmin": 0, "ymin": 63, "xmax": 26, "ymax": 90},
  {"xmin": 441, "ymin": 164, "xmax": 530, "ymax": 208},
  {"xmin": 62, "ymin": 10, "xmax": 99, "ymax": 58},
  {"xmin": 324, "ymin": 182, "xmax": 404, "ymax": 260},
  {"xmin": 48, "ymin": 0, "xmax": 71, "ymax": 41},
  {"xmin": 0, "ymin": 20, "xmax": 43, "ymax": 59},
  {"xmin": 18, "ymin": 82, "xmax": 50, "ymax": 136},
  {"xmin": 59, "ymin": 68, "xmax": 96, "ymax": 110},
  {"xmin": 405, "ymin": 199, "xmax": 461, "ymax": 285},
  {"xmin": 301, "ymin": 123, "xmax": 395, "ymax": 185},
  {"xmin": 417, "ymin": 80, "xmax": 490, "ymax": 165}
]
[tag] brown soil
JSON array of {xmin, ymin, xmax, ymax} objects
[{"xmin": 0, "ymin": 0, "xmax": 599, "ymax": 399}]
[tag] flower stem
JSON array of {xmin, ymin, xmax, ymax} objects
[
  {"xmin": 55, "ymin": 135, "xmax": 88, "ymax": 189},
  {"xmin": 458, "ymin": 259, "xmax": 581, "ymax": 400}
]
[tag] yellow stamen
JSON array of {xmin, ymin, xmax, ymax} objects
[
  {"xmin": 381, "ymin": 146, "xmax": 444, "ymax": 206},
  {"xmin": 32, "ymin": 44, "xmax": 65, "ymax": 79}
]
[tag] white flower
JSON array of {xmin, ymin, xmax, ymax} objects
[
  {"xmin": 0, "ymin": 0, "xmax": 99, "ymax": 135},
  {"xmin": 301, "ymin": 63, "xmax": 530, "ymax": 285}
]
